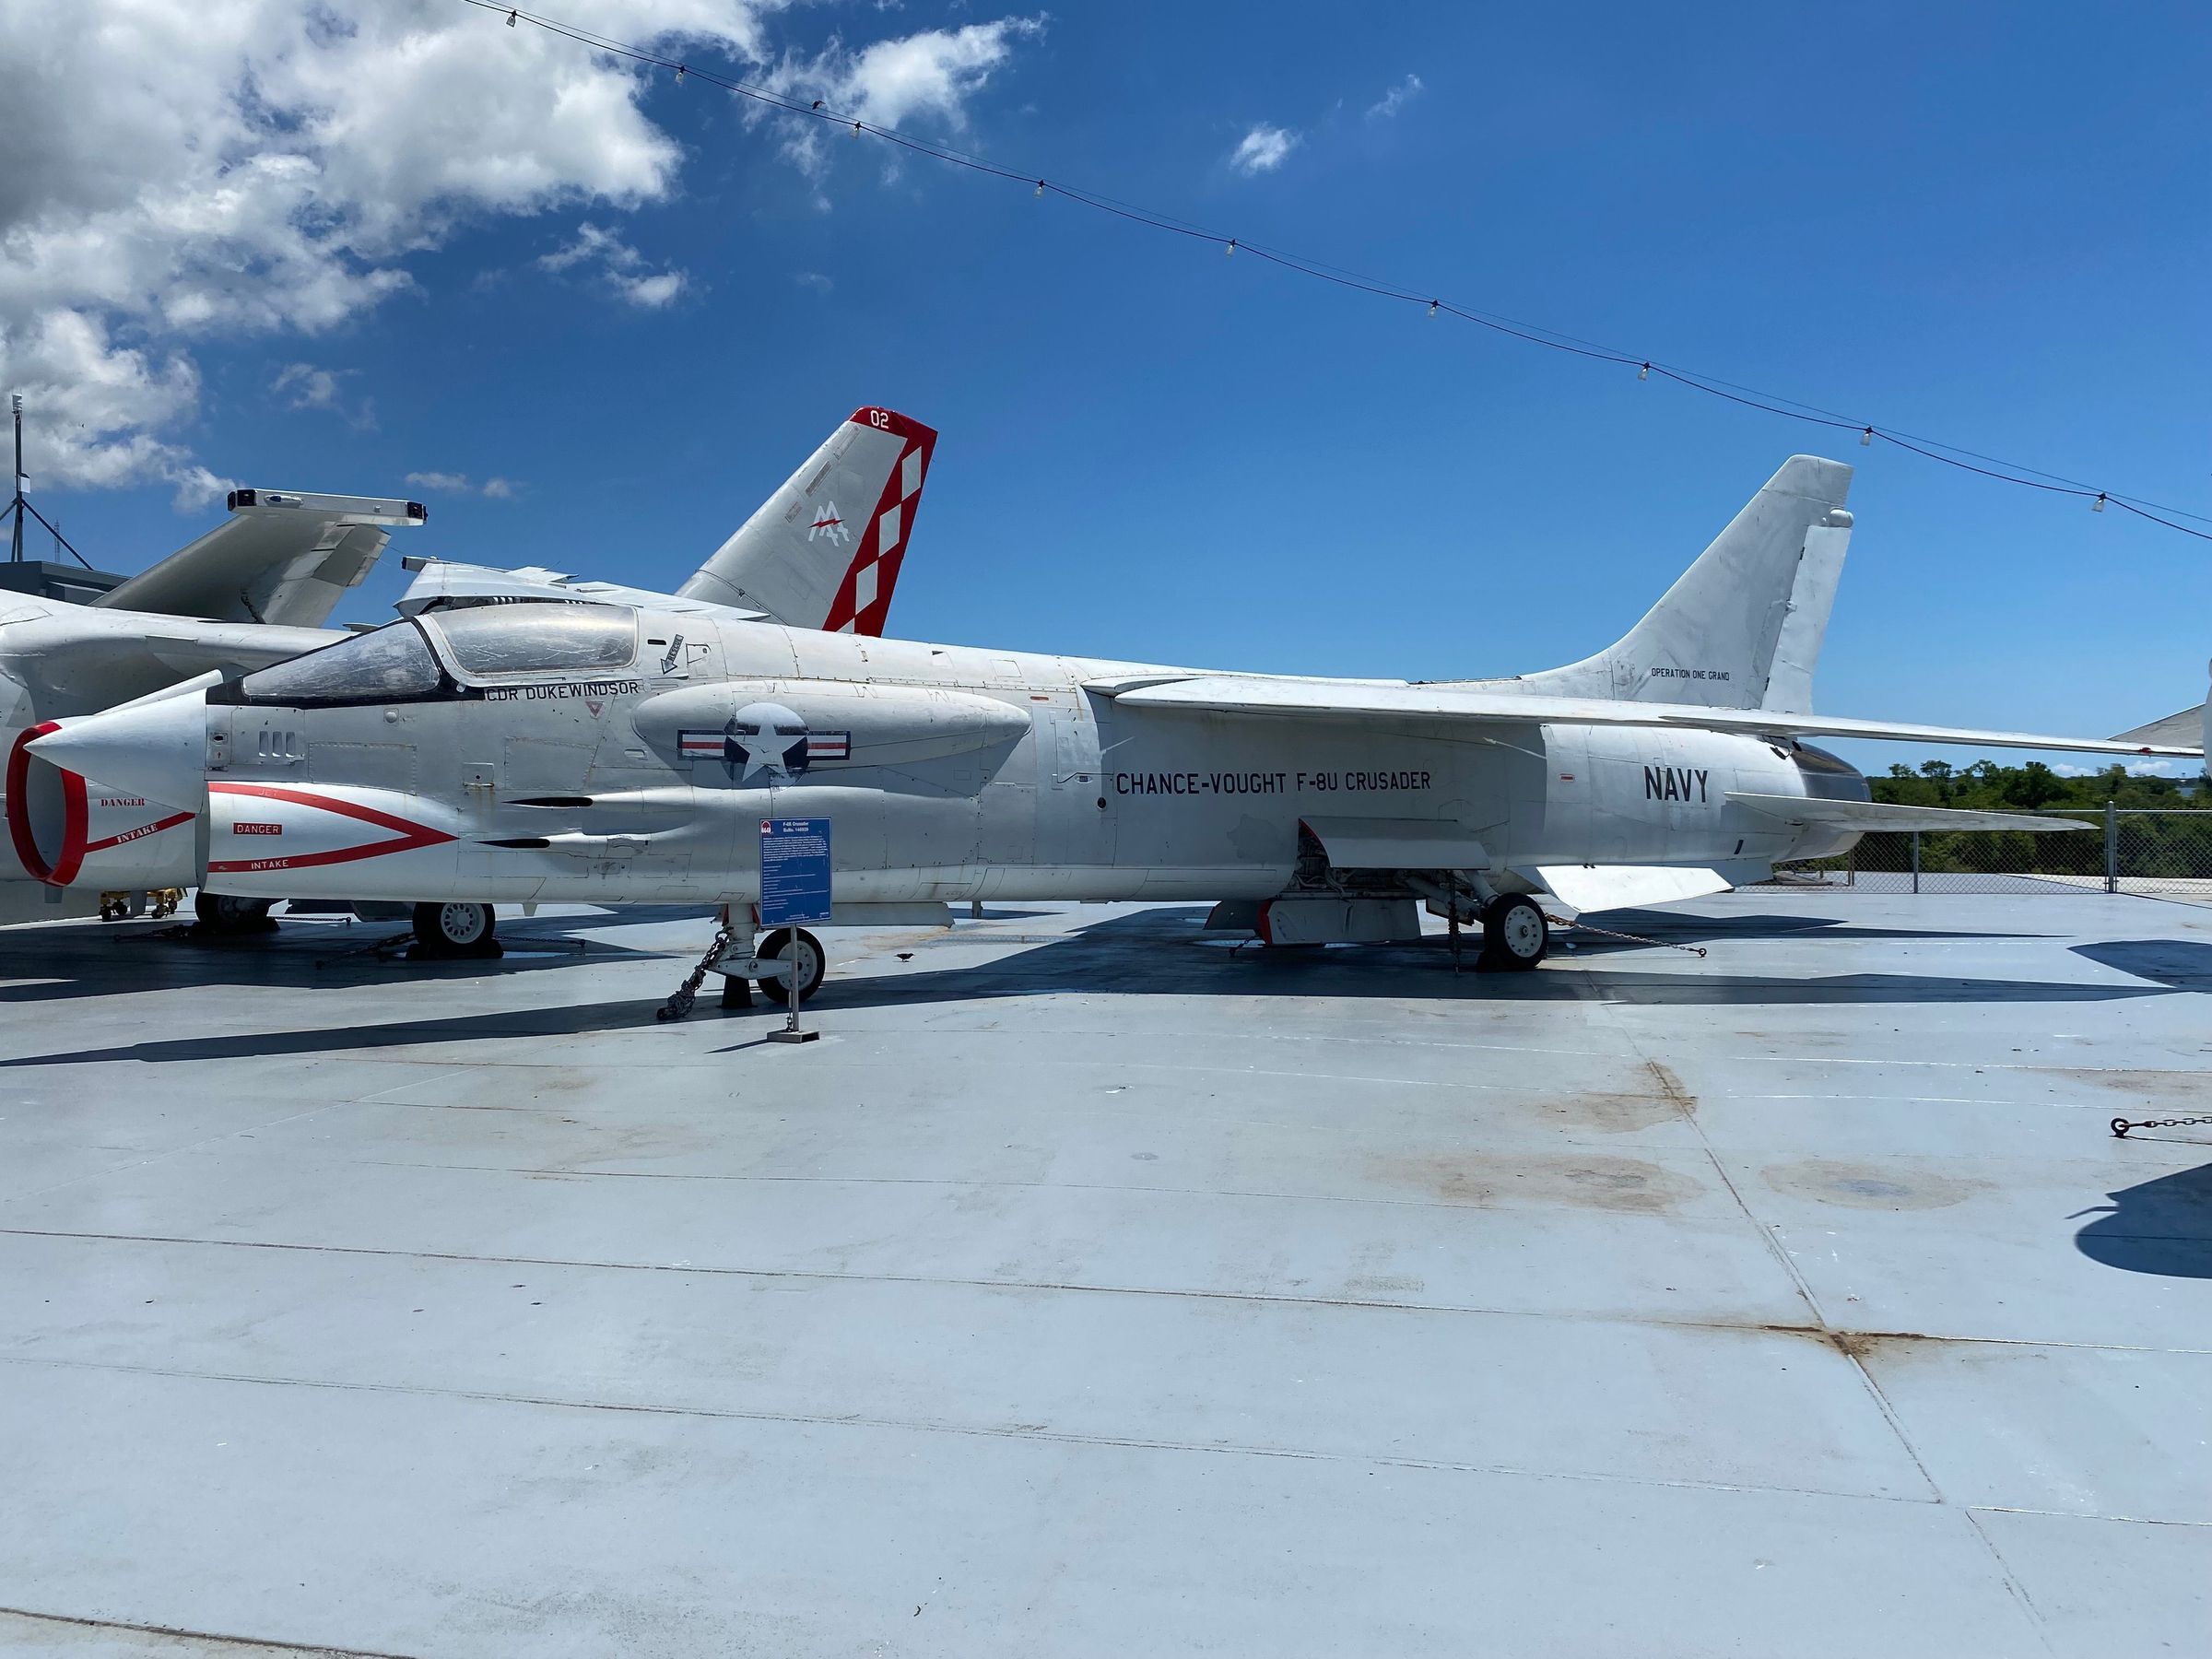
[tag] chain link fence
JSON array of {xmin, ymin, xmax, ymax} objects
[{"xmin": 1769, "ymin": 808, "xmax": 2212, "ymax": 905}]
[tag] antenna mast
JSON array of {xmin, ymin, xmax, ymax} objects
[{"xmin": 5, "ymin": 395, "xmax": 91, "ymax": 569}]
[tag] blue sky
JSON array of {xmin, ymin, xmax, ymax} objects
[{"xmin": 21, "ymin": 0, "xmax": 2212, "ymax": 772}]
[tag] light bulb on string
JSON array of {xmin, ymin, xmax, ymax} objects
[
  {"xmin": 1036, "ymin": 180, "xmax": 1045, "ymax": 198},
  {"xmin": 1225, "ymin": 239, "xmax": 1236, "ymax": 257},
  {"xmin": 1638, "ymin": 362, "xmax": 1649, "ymax": 381},
  {"xmin": 1428, "ymin": 300, "xmax": 1439, "ymax": 318},
  {"xmin": 506, "ymin": 6, "xmax": 517, "ymax": 23},
  {"xmin": 851, "ymin": 119, "xmax": 863, "ymax": 138},
  {"xmin": 674, "ymin": 64, "xmax": 686, "ymax": 84},
  {"xmin": 2093, "ymin": 492, "xmax": 2107, "ymax": 513},
  {"xmin": 1861, "ymin": 427, "xmax": 1874, "ymax": 446}
]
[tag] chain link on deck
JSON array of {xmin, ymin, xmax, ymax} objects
[
  {"xmin": 2111, "ymin": 1114, "xmax": 2212, "ymax": 1138},
  {"xmin": 1545, "ymin": 913, "xmax": 1709, "ymax": 959},
  {"xmin": 656, "ymin": 925, "xmax": 732, "ymax": 1023}
]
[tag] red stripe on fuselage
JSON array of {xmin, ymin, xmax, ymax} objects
[
  {"xmin": 83, "ymin": 811, "xmax": 194, "ymax": 854},
  {"xmin": 205, "ymin": 782, "xmax": 454, "ymax": 875}
]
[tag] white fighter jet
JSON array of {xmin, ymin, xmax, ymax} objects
[
  {"xmin": 0, "ymin": 488, "xmax": 426, "ymax": 924},
  {"xmin": 6, "ymin": 406, "xmax": 936, "ymax": 948},
  {"xmin": 31, "ymin": 453, "xmax": 2200, "ymax": 998}
]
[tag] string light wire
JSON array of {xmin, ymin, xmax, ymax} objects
[{"xmin": 458, "ymin": 0, "xmax": 2212, "ymax": 544}]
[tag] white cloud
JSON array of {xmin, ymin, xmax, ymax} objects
[
  {"xmin": 1230, "ymin": 124, "xmax": 1300, "ymax": 176},
  {"xmin": 536, "ymin": 222, "xmax": 689, "ymax": 308},
  {"xmin": 406, "ymin": 470, "xmax": 519, "ymax": 500},
  {"xmin": 0, "ymin": 0, "xmax": 1037, "ymax": 501},
  {"xmin": 2054, "ymin": 759, "xmax": 2190, "ymax": 778},
  {"xmin": 1366, "ymin": 74, "xmax": 1424, "ymax": 120},
  {"xmin": 794, "ymin": 270, "xmax": 835, "ymax": 293},
  {"xmin": 757, "ymin": 18, "xmax": 1043, "ymax": 178},
  {"xmin": 273, "ymin": 362, "xmax": 375, "ymax": 430}
]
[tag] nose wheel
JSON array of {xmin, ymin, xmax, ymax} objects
[
  {"xmin": 1478, "ymin": 894, "xmax": 1548, "ymax": 971},
  {"xmin": 755, "ymin": 926, "xmax": 826, "ymax": 1005}
]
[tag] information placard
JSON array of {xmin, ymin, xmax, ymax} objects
[{"xmin": 759, "ymin": 818, "xmax": 831, "ymax": 927}]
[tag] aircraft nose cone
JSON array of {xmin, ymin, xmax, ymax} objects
[{"xmin": 28, "ymin": 692, "xmax": 211, "ymax": 810}]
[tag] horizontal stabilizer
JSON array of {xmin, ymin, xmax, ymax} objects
[
  {"xmin": 1725, "ymin": 793, "xmax": 2091, "ymax": 834},
  {"xmin": 1093, "ymin": 675, "xmax": 2200, "ymax": 758},
  {"xmin": 1525, "ymin": 864, "xmax": 1733, "ymax": 913}
]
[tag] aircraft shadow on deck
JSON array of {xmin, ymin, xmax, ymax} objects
[
  {"xmin": 2068, "ymin": 938, "xmax": 2212, "ymax": 991},
  {"xmin": 2074, "ymin": 1161, "xmax": 2212, "ymax": 1279},
  {"xmin": 808, "ymin": 908, "xmax": 2175, "ymax": 1012},
  {"xmin": 0, "ymin": 905, "xmax": 2191, "ymax": 1069},
  {"xmin": 0, "ymin": 906, "xmax": 701, "ymax": 1006}
]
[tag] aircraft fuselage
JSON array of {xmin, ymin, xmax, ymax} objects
[{"xmin": 185, "ymin": 611, "xmax": 1853, "ymax": 908}]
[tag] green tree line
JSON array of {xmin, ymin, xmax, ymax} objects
[{"xmin": 1831, "ymin": 761, "xmax": 2211, "ymax": 877}]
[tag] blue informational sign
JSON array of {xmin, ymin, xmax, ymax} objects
[{"xmin": 759, "ymin": 817, "xmax": 832, "ymax": 927}]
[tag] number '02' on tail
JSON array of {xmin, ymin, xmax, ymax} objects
[{"xmin": 677, "ymin": 407, "xmax": 937, "ymax": 635}]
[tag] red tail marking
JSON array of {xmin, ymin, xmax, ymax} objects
[{"xmin": 821, "ymin": 411, "xmax": 938, "ymax": 637}]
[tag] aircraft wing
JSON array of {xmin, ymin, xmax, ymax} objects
[
  {"xmin": 3, "ymin": 608, "xmax": 339, "ymax": 709},
  {"xmin": 394, "ymin": 559, "xmax": 768, "ymax": 621},
  {"xmin": 96, "ymin": 488, "xmax": 425, "ymax": 627},
  {"xmin": 1092, "ymin": 677, "xmax": 2204, "ymax": 758},
  {"xmin": 1724, "ymin": 794, "xmax": 2091, "ymax": 833}
]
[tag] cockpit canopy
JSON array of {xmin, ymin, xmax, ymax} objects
[{"xmin": 232, "ymin": 602, "xmax": 637, "ymax": 705}]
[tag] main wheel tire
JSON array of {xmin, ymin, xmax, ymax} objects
[
  {"xmin": 756, "ymin": 926, "xmax": 827, "ymax": 1005},
  {"xmin": 1479, "ymin": 894, "xmax": 1548, "ymax": 971},
  {"xmin": 413, "ymin": 900, "xmax": 497, "ymax": 958},
  {"xmin": 194, "ymin": 891, "xmax": 276, "ymax": 934}
]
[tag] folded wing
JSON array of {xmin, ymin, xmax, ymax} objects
[{"xmin": 97, "ymin": 489, "xmax": 423, "ymax": 627}]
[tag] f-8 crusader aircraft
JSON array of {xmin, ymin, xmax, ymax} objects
[
  {"xmin": 8, "ymin": 406, "xmax": 935, "ymax": 951},
  {"xmin": 31, "ymin": 454, "xmax": 2202, "ymax": 997}
]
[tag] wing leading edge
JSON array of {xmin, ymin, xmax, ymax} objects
[{"xmin": 1092, "ymin": 676, "xmax": 2203, "ymax": 759}]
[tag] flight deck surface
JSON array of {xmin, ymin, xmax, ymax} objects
[{"xmin": 0, "ymin": 893, "xmax": 2206, "ymax": 1656}]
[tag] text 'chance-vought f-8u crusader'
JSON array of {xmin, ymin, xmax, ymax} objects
[
  {"xmin": 30, "ymin": 454, "xmax": 2204, "ymax": 998},
  {"xmin": 4, "ymin": 405, "xmax": 936, "ymax": 953}
]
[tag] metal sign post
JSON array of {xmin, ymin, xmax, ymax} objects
[{"xmin": 759, "ymin": 817, "xmax": 831, "ymax": 1044}]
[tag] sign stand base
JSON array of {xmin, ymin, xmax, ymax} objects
[{"xmin": 767, "ymin": 1023, "xmax": 819, "ymax": 1045}]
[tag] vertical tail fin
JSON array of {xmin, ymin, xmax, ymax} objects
[
  {"xmin": 677, "ymin": 406, "xmax": 936, "ymax": 634},
  {"xmin": 1507, "ymin": 455, "xmax": 1853, "ymax": 710}
]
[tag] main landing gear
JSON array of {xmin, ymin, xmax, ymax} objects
[
  {"xmin": 664, "ymin": 914, "xmax": 829, "ymax": 1022},
  {"xmin": 412, "ymin": 900, "xmax": 500, "ymax": 959},
  {"xmin": 193, "ymin": 891, "xmax": 277, "ymax": 935},
  {"xmin": 1478, "ymin": 894, "xmax": 1548, "ymax": 971},
  {"xmin": 754, "ymin": 927, "xmax": 827, "ymax": 1006}
]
